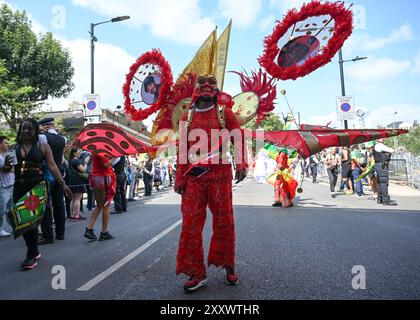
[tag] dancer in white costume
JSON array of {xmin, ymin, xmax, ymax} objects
[{"xmin": 254, "ymin": 149, "xmax": 269, "ymax": 184}]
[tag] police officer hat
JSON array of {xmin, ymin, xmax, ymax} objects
[{"xmin": 38, "ymin": 117, "xmax": 55, "ymax": 126}]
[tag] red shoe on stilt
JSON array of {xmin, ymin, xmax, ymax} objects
[
  {"xmin": 225, "ymin": 267, "xmax": 239, "ymax": 286},
  {"xmin": 183, "ymin": 274, "xmax": 208, "ymax": 292}
]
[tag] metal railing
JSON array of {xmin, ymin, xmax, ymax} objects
[{"xmin": 391, "ymin": 153, "xmax": 420, "ymax": 188}]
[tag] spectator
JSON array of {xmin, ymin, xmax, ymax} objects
[
  {"xmin": 340, "ymin": 147, "xmax": 354, "ymax": 195},
  {"xmin": 143, "ymin": 159, "xmax": 154, "ymax": 196},
  {"xmin": 367, "ymin": 145, "xmax": 378, "ymax": 199},
  {"xmin": 84, "ymin": 154, "xmax": 119, "ymax": 241},
  {"xmin": 12, "ymin": 118, "xmax": 71, "ymax": 270},
  {"xmin": 38, "ymin": 118, "xmax": 67, "ymax": 244},
  {"xmin": 111, "ymin": 156, "xmax": 127, "ymax": 214},
  {"xmin": 63, "ymin": 158, "xmax": 71, "ymax": 219},
  {"xmin": 0, "ymin": 136, "xmax": 14, "ymax": 237},
  {"xmin": 350, "ymin": 146, "xmax": 364, "ymax": 198},
  {"xmin": 153, "ymin": 161, "xmax": 162, "ymax": 191},
  {"xmin": 128, "ymin": 155, "xmax": 139, "ymax": 200},
  {"xmin": 309, "ymin": 154, "xmax": 319, "ymax": 183},
  {"xmin": 68, "ymin": 147, "xmax": 89, "ymax": 221},
  {"xmin": 80, "ymin": 151, "xmax": 95, "ymax": 211},
  {"xmin": 324, "ymin": 148, "xmax": 340, "ymax": 198},
  {"xmin": 168, "ymin": 161, "xmax": 174, "ymax": 186}
]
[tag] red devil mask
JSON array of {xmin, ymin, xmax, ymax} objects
[{"xmin": 196, "ymin": 75, "xmax": 218, "ymax": 99}]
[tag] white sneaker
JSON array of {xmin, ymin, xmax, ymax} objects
[{"xmin": 0, "ymin": 229, "xmax": 11, "ymax": 237}]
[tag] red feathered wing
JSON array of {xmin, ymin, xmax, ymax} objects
[
  {"xmin": 73, "ymin": 123, "xmax": 156, "ymax": 158},
  {"xmin": 246, "ymin": 128, "xmax": 408, "ymax": 159}
]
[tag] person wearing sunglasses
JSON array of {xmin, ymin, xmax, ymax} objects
[{"xmin": 174, "ymin": 74, "xmax": 248, "ymax": 292}]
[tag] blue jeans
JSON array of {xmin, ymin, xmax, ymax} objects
[
  {"xmin": 352, "ymin": 168, "xmax": 363, "ymax": 196},
  {"xmin": 0, "ymin": 185, "xmax": 13, "ymax": 230}
]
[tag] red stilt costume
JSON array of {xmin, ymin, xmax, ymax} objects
[{"xmin": 174, "ymin": 76, "xmax": 248, "ymax": 282}]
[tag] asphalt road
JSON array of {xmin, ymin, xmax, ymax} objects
[{"xmin": 0, "ymin": 178, "xmax": 419, "ymax": 300}]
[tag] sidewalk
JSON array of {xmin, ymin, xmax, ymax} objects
[
  {"xmin": 315, "ymin": 173, "xmax": 420, "ymax": 198},
  {"xmin": 389, "ymin": 183, "xmax": 420, "ymax": 198}
]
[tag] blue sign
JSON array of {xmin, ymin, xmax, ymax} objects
[
  {"xmin": 340, "ymin": 103, "xmax": 351, "ymax": 112},
  {"xmin": 87, "ymin": 100, "xmax": 97, "ymax": 111}
]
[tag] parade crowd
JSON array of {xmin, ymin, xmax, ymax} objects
[
  {"xmin": 0, "ymin": 117, "xmax": 176, "ymax": 269},
  {"xmin": 253, "ymin": 142, "xmax": 397, "ymax": 207}
]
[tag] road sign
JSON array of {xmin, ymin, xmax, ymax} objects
[
  {"xmin": 356, "ymin": 108, "xmax": 369, "ymax": 119},
  {"xmin": 84, "ymin": 115, "xmax": 101, "ymax": 126},
  {"xmin": 336, "ymin": 96, "xmax": 355, "ymax": 121},
  {"xmin": 83, "ymin": 94, "xmax": 101, "ymax": 116}
]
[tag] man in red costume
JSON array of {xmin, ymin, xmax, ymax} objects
[{"xmin": 174, "ymin": 75, "xmax": 248, "ymax": 292}]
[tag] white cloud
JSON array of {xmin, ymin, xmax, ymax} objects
[
  {"xmin": 344, "ymin": 23, "xmax": 415, "ymax": 56},
  {"xmin": 413, "ymin": 49, "xmax": 420, "ymax": 74},
  {"xmin": 218, "ymin": 0, "xmax": 262, "ymax": 28},
  {"xmin": 367, "ymin": 104, "xmax": 420, "ymax": 128},
  {"xmin": 46, "ymin": 38, "xmax": 135, "ymax": 112},
  {"xmin": 346, "ymin": 56, "xmax": 411, "ymax": 91},
  {"xmin": 0, "ymin": 0, "xmax": 46, "ymax": 34},
  {"xmin": 302, "ymin": 112, "xmax": 340, "ymax": 128},
  {"xmin": 72, "ymin": 0, "xmax": 215, "ymax": 45},
  {"xmin": 259, "ymin": 14, "xmax": 275, "ymax": 31},
  {"xmin": 269, "ymin": 0, "xmax": 306, "ymax": 12}
]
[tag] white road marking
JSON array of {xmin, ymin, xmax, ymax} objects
[
  {"xmin": 77, "ymin": 178, "xmax": 251, "ymax": 291},
  {"xmin": 77, "ymin": 219, "xmax": 182, "ymax": 291}
]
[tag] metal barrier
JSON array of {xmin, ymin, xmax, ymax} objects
[
  {"xmin": 388, "ymin": 159, "xmax": 408, "ymax": 182},
  {"xmin": 391, "ymin": 154, "xmax": 420, "ymax": 188}
]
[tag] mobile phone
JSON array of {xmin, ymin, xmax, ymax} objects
[
  {"xmin": 7, "ymin": 149, "xmax": 18, "ymax": 166},
  {"xmin": 188, "ymin": 166, "xmax": 210, "ymax": 178}
]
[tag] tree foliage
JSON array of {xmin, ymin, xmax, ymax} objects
[
  {"xmin": 387, "ymin": 127, "xmax": 420, "ymax": 155},
  {"xmin": 243, "ymin": 112, "xmax": 284, "ymax": 131},
  {"xmin": 0, "ymin": 4, "xmax": 74, "ymax": 131}
]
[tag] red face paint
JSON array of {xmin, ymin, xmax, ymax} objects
[{"xmin": 196, "ymin": 76, "xmax": 217, "ymax": 99}]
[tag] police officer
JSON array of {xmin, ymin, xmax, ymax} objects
[
  {"xmin": 373, "ymin": 140, "xmax": 397, "ymax": 206},
  {"xmin": 38, "ymin": 118, "xmax": 67, "ymax": 244}
]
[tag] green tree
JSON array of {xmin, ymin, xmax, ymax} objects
[
  {"xmin": 388, "ymin": 127, "xmax": 420, "ymax": 155},
  {"xmin": 242, "ymin": 113, "xmax": 284, "ymax": 156},
  {"xmin": 0, "ymin": 4, "xmax": 74, "ymax": 132},
  {"xmin": 243, "ymin": 112, "xmax": 284, "ymax": 131}
]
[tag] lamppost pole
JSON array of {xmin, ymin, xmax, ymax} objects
[
  {"xmin": 89, "ymin": 16, "xmax": 130, "ymax": 95},
  {"xmin": 90, "ymin": 23, "xmax": 95, "ymax": 94},
  {"xmin": 338, "ymin": 49, "xmax": 347, "ymax": 129},
  {"xmin": 338, "ymin": 49, "xmax": 367, "ymax": 130}
]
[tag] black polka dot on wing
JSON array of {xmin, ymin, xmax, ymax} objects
[
  {"xmin": 105, "ymin": 131, "xmax": 115, "ymax": 139},
  {"xmin": 120, "ymin": 141, "xmax": 129, "ymax": 149}
]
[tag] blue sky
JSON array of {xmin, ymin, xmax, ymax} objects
[{"xmin": 3, "ymin": 0, "xmax": 420, "ymax": 129}]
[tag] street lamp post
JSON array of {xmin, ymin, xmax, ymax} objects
[
  {"xmin": 338, "ymin": 49, "xmax": 367, "ymax": 129},
  {"xmin": 89, "ymin": 16, "xmax": 130, "ymax": 94}
]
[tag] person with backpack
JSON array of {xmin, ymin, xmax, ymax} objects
[{"xmin": 174, "ymin": 75, "xmax": 248, "ymax": 292}]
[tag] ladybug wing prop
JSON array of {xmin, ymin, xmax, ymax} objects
[
  {"xmin": 246, "ymin": 128, "xmax": 409, "ymax": 159},
  {"xmin": 73, "ymin": 123, "xmax": 156, "ymax": 158}
]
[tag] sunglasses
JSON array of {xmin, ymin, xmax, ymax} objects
[{"xmin": 197, "ymin": 76, "xmax": 217, "ymax": 86}]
